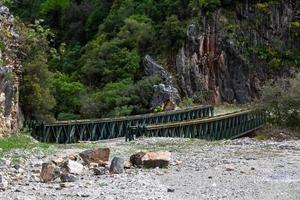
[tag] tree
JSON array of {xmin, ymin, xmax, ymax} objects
[{"xmin": 17, "ymin": 20, "xmax": 56, "ymax": 120}]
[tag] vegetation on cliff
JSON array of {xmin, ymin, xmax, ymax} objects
[{"xmin": 2, "ymin": 0, "xmax": 299, "ymax": 129}]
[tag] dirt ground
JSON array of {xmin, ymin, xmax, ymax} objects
[{"xmin": 1, "ymin": 137, "xmax": 300, "ymax": 200}]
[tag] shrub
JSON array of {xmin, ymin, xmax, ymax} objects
[{"xmin": 260, "ymin": 73, "xmax": 300, "ymax": 129}]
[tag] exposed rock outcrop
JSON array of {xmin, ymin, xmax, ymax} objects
[
  {"xmin": 0, "ymin": 5, "xmax": 22, "ymax": 136},
  {"xmin": 145, "ymin": 1, "xmax": 299, "ymax": 104},
  {"xmin": 175, "ymin": 1, "xmax": 299, "ymax": 103},
  {"xmin": 143, "ymin": 55, "xmax": 181, "ymax": 108}
]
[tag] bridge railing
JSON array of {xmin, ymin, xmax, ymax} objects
[
  {"xmin": 27, "ymin": 105, "xmax": 214, "ymax": 143},
  {"xmin": 126, "ymin": 109, "xmax": 266, "ymax": 141}
]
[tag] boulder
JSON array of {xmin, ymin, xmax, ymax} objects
[
  {"xmin": 130, "ymin": 152, "xmax": 146, "ymax": 167},
  {"xmin": 79, "ymin": 148, "xmax": 110, "ymax": 165},
  {"xmin": 151, "ymin": 84, "xmax": 180, "ymax": 109},
  {"xmin": 40, "ymin": 162, "xmax": 61, "ymax": 182},
  {"xmin": 63, "ymin": 160, "xmax": 83, "ymax": 175},
  {"xmin": 143, "ymin": 55, "xmax": 181, "ymax": 108},
  {"xmin": 141, "ymin": 151, "xmax": 171, "ymax": 168},
  {"xmin": 0, "ymin": 174, "xmax": 8, "ymax": 190},
  {"xmin": 60, "ymin": 173, "xmax": 78, "ymax": 182},
  {"xmin": 109, "ymin": 157, "xmax": 124, "ymax": 174}
]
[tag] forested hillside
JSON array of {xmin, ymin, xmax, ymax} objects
[{"xmin": 2, "ymin": 0, "xmax": 300, "ymax": 123}]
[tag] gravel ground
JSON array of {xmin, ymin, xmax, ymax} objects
[{"xmin": 1, "ymin": 137, "xmax": 300, "ymax": 200}]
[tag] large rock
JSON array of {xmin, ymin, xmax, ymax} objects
[
  {"xmin": 63, "ymin": 160, "xmax": 84, "ymax": 175},
  {"xmin": 40, "ymin": 162, "xmax": 61, "ymax": 182},
  {"xmin": 130, "ymin": 152, "xmax": 146, "ymax": 167},
  {"xmin": 60, "ymin": 173, "xmax": 78, "ymax": 182},
  {"xmin": 151, "ymin": 84, "xmax": 180, "ymax": 109},
  {"xmin": 141, "ymin": 151, "xmax": 171, "ymax": 168},
  {"xmin": 79, "ymin": 148, "xmax": 110, "ymax": 165},
  {"xmin": 143, "ymin": 55, "xmax": 181, "ymax": 108},
  {"xmin": 109, "ymin": 157, "xmax": 124, "ymax": 174}
]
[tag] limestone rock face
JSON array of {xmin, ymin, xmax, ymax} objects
[
  {"xmin": 0, "ymin": 5, "xmax": 22, "ymax": 136},
  {"xmin": 143, "ymin": 55, "xmax": 181, "ymax": 108},
  {"xmin": 175, "ymin": 1, "xmax": 300, "ymax": 103},
  {"xmin": 145, "ymin": 1, "xmax": 299, "ymax": 104}
]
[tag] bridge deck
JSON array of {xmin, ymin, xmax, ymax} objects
[
  {"xmin": 126, "ymin": 110, "xmax": 265, "ymax": 141},
  {"xmin": 25, "ymin": 105, "xmax": 214, "ymax": 143}
]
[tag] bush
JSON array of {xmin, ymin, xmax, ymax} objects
[
  {"xmin": 179, "ymin": 97, "xmax": 195, "ymax": 108},
  {"xmin": 260, "ymin": 73, "xmax": 300, "ymax": 129}
]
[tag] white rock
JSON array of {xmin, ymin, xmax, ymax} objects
[
  {"xmin": 0, "ymin": 174, "xmax": 8, "ymax": 190},
  {"xmin": 65, "ymin": 160, "xmax": 84, "ymax": 175}
]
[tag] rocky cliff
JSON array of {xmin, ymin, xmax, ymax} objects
[
  {"xmin": 0, "ymin": 5, "xmax": 22, "ymax": 136},
  {"xmin": 147, "ymin": 0, "xmax": 300, "ymax": 105}
]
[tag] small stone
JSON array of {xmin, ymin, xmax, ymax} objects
[
  {"xmin": 13, "ymin": 164, "xmax": 21, "ymax": 170},
  {"xmin": 251, "ymin": 167, "xmax": 255, "ymax": 170},
  {"xmin": 79, "ymin": 148, "xmax": 110, "ymax": 165},
  {"xmin": 77, "ymin": 193, "xmax": 90, "ymax": 198},
  {"xmin": 98, "ymin": 160, "xmax": 110, "ymax": 167},
  {"xmin": 0, "ymin": 158, "xmax": 11, "ymax": 166},
  {"xmin": 68, "ymin": 154, "xmax": 77, "ymax": 161},
  {"xmin": 0, "ymin": 174, "xmax": 8, "ymax": 190},
  {"xmin": 109, "ymin": 157, "xmax": 124, "ymax": 174},
  {"xmin": 89, "ymin": 162, "xmax": 98, "ymax": 169},
  {"xmin": 167, "ymin": 188, "xmax": 175, "ymax": 192},
  {"xmin": 225, "ymin": 168, "xmax": 234, "ymax": 171},
  {"xmin": 208, "ymin": 176, "xmax": 213, "ymax": 179},
  {"xmin": 60, "ymin": 173, "xmax": 78, "ymax": 182},
  {"xmin": 40, "ymin": 162, "xmax": 61, "ymax": 182},
  {"xmin": 60, "ymin": 182, "xmax": 75, "ymax": 188},
  {"xmin": 175, "ymin": 160, "xmax": 183, "ymax": 165},
  {"xmin": 52, "ymin": 157, "xmax": 65, "ymax": 166},
  {"xmin": 124, "ymin": 161, "xmax": 132, "ymax": 169},
  {"xmin": 14, "ymin": 188, "xmax": 21, "ymax": 192},
  {"xmin": 94, "ymin": 167, "xmax": 106, "ymax": 175}
]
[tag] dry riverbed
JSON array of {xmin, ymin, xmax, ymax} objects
[{"xmin": 0, "ymin": 136, "xmax": 300, "ymax": 200}]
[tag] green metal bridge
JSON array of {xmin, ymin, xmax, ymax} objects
[
  {"xmin": 126, "ymin": 109, "xmax": 265, "ymax": 141},
  {"xmin": 25, "ymin": 105, "xmax": 214, "ymax": 143},
  {"xmin": 25, "ymin": 105, "xmax": 265, "ymax": 144}
]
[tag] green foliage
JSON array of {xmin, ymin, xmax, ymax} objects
[
  {"xmin": 248, "ymin": 45, "xmax": 300, "ymax": 72},
  {"xmin": 154, "ymin": 106, "xmax": 164, "ymax": 113},
  {"xmin": 289, "ymin": 21, "xmax": 300, "ymax": 28},
  {"xmin": 160, "ymin": 15, "xmax": 185, "ymax": 54},
  {"xmin": 81, "ymin": 76, "xmax": 160, "ymax": 118},
  {"xmin": 0, "ymin": 133, "xmax": 50, "ymax": 152},
  {"xmin": 198, "ymin": 0, "xmax": 221, "ymax": 13},
  {"xmin": 80, "ymin": 38, "xmax": 141, "ymax": 87},
  {"xmin": 18, "ymin": 20, "xmax": 56, "ymax": 120},
  {"xmin": 260, "ymin": 73, "xmax": 300, "ymax": 129},
  {"xmin": 40, "ymin": 0, "xmax": 70, "ymax": 14},
  {"xmin": 255, "ymin": 3, "xmax": 269, "ymax": 12},
  {"xmin": 50, "ymin": 73, "xmax": 85, "ymax": 117},
  {"xmin": 57, "ymin": 112, "xmax": 81, "ymax": 121},
  {"xmin": 179, "ymin": 97, "xmax": 195, "ymax": 108}
]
